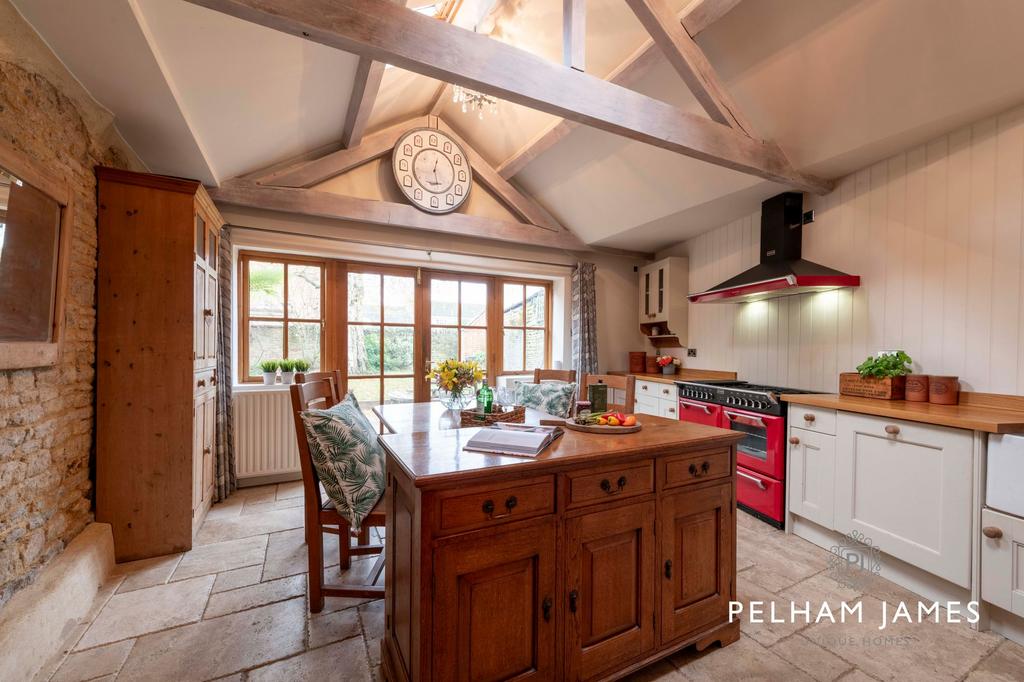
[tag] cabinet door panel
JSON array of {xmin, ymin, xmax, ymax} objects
[
  {"xmin": 660, "ymin": 482, "xmax": 734, "ymax": 644},
  {"xmin": 202, "ymin": 392, "xmax": 216, "ymax": 503},
  {"xmin": 433, "ymin": 519, "xmax": 556, "ymax": 682},
  {"xmin": 203, "ymin": 270, "xmax": 218, "ymax": 367},
  {"xmin": 192, "ymin": 396, "xmax": 204, "ymax": 513},
  {"xmin": 193, "ymin": 262, "xmax": 205, "ymax": 366},
  {"xmin": 566, "ymin": 501, "xmax": 655, "ymax": 680},
  {"xmin": 788, "ymin": 427, "xmax": 836, "ymax": 529},
  {"xmin": 834, "ymin": 413, "xmax": 972, "ymax": 587},
  {"xmin": 981, "ymin": 508, "xmax": 1024, "ymax": 617}
]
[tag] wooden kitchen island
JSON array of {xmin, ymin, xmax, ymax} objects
[{"xmin": 375, "ymin": 403, "xmax": 744, "ymax": 681}]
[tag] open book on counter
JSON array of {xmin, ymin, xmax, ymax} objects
[{"xmin": 463, "ymin": 422, "xmax": 564, "ymax": 457}]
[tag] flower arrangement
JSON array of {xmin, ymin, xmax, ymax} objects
[
  {"xmin": 656, "ymin": 355, "xmax": 680, "ymax": 375},
  {"xmin": 427, "ymin": 359, "xmax": 484, "ymax": 409}
]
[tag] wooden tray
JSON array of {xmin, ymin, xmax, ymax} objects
[{"xmin": 540, "ymin": 418, "xmax": 642, "ymax": 434}]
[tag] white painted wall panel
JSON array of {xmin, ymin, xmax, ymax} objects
[{"xmin": 670, "ymin": 104, "xmax": 1024, "ymax": 394}]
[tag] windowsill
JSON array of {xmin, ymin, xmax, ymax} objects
[{"xmin": 233, "ymin": 383, "xmax": 292, "ymax": 392}]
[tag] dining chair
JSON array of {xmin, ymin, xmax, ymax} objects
[
  {"xmin": 533, "ymin": 368, "xmax": 577, "ymax": 383},
  {"xmin": 295, "ymin": 370, "xmax": 344, "ymax": 397},
  {"xmin": 289, "ymin": 378, "xmax": 386, "ymax": 612},
  {"xmin": 580, "ymin": 373, "xmax": 636, "ymax": 412}
]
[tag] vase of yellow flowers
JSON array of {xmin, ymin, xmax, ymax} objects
[{"xmin": 427, "ymin": 359, "xmax": 483, "ymax": 410}]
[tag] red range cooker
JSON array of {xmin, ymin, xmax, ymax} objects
[{"xmin": 677, "ymin": 380, "xmax": 819, "ymax": 529}]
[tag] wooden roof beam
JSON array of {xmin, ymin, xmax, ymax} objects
[
  {"xmin": 185, "ymin": 0, "xmax": 832, "ymax": 194},
  {"xmin": 340, "ymin": 57, "xmax": 386, "ymax": 148},
  {"xmin": 680, "ymin": 0, "xmax": 743, "ymax": 38},
  {"xmin": 563, "ymin": 0, "xmax": 585, "ymax": 72}
]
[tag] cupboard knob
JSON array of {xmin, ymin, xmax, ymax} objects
[
  {"xmin": 203, "ymin": 447, "xmax": 211, "ymax": 454},
  {"xmin": 982, "ymin": 526, "xmax": 1003, "ymax": 539},
  {"xmin": 203, "ymin": 308, "xmax": 213, "ymax": 317},
  {"xmin": 542, "ymin": 597, "xmax": 552, "ymax": 622},
  {"xmin": 803, "ymin": 413, "xmax": 815, "ymax": 422},
  {"xmin": 197, "ymin": 379, "xmax": 206, "ymax": 387},
  {"xmin": 482, "ymin": 499, "xmax": 495, "ymax": 515},
  {"xmin": 664, "ymin": 559, "xmax": 672, "ymax": 579},
  {"xmin": 884, "ymin": 424, "xmax": 900, "ymax": 435},
  {"xmin": 667, "ymin": 407, "xmax": 675, "ymax": 413},
  {"xmin": 641, "ymin": 385, "xmax": 648, "ymax": 391},
  {"xmin": 569, "ymin": 590, "xmax": 578, "ymax": 614},
  {"xmin": 600, "ymin": 479, "xmax": 613, "ymax": 493},
  {"xmin": 617, "ymin": 476, "xmax": 627, "ymax": 490},
  {"xmin": 504, "ymin": 495, "xmax": 517, "ymax": 511},
  {"xmin": 789, "ymin": 436, "xmax": 800, "ymax": 445}
]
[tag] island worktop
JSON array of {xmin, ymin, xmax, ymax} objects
[{"xmin": 377, "ymin": 402, "xmax": 744, "ymax": 682}]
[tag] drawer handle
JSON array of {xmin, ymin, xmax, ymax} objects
[
  {"xmin": 667, "ymin": 407, "xmax": 675, "ymax": 413},
  {"xmin": 203, "ymin": 308, "xmax": 214, "ymax": 317},
  {"xmin": 982, "ymin": 526, "xmax": 1003, "ymax": 539},
  {"xmin": 542, "ymin": 596, "xmax": 552, "ymax": 622},
  {"xmin": 569, "ymin": 590, "xmax": 578, "ymax": 614},
  {"xmin": 617, "ymin": 476, "xmax": 627, "ymax": 490},
  {"xmin": 884, "ymin": 424, "xmax": 900, "ymax": 436},
  {"xmin": 803, "ymin": 413, "xmax": 816, "ymax": 423},
  {"xmin": 664, "ymin": 559, "xmax": 672, "ymax": 579},
  {"xmin": 688, "ymin": 461, "xmax": 710, "ymax": 478},
  {"xmin": 197, "ymin": 379, "xmax": 206, "ymax": 387},
  {"xmin": 680, "ymin": 400, "xmax": 712, "ymax": 415},
  {"xmin": 737, "ymin": 470, "xmax": 767, "ymax": 490},
  {"xmin": 203, "ymin": 447, "xmax": 211, "ymax": 455},
  {"xmin": 642, "ymin": 385, "xmax": 648, "ymax": 391},
  {"xmin": 505, "ymin": 495, "xmax": 517, "ymax": 512},
  {"xmin": 482, "ymin": 496, "xmax": 517, "ymax": 519},
  {"xmin": 662, "ymin": 389, "xmax": 670, "ymax": 395},
  {"xmin": 482, "ymin": 499, "xmax": 495, "ymax": 515},
  {"xmin": 789, "ymin": 436, "xmax": 800, "ymax": 445}
]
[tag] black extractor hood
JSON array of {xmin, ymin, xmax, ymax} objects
[{"xmin": 688, "ymin": 192, "xmax": 860, "ymax": 303}]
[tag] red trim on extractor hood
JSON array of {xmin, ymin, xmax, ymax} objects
[{"xmin": 687, "ymin": 274, "xmax": 861, "ymax": 304}]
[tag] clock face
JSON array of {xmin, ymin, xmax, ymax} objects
[{"xmin": 392, "ymin": 128, "xmax": 472, "ymax": 214}]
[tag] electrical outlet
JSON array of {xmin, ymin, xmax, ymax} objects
[{"xmin": 687, "ymin": 348, "xmax": 697, "ymax": 357}]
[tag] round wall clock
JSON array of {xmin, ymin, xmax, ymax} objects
[{"xmin": 391, "ymin": 128, "xmax": 472, "ymax": 214}]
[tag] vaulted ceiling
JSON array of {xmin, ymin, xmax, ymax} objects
[{"xmin": 13, "ymin": 0, "xmax": 1024, "ymax": 251}]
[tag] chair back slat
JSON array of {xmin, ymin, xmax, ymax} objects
[
  {"xmin": 580, "ymin": 373, "xmax": 636, "ymax": 412},
  {"xmin": 533, "ymin": 368, "xmax": 577, "ymax": 383}
]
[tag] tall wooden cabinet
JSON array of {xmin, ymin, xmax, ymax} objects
[{"xmin": 96, "ymin": 168, "xmax": 224, "ymax": 562}]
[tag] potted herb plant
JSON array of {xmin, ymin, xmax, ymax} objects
[
  {"xmin": 840, "ymin": 350, "xmax": 913, "ymax": 400},
  {"xmin": 278, "ymin": 358, "xmax": 298, "ymax": 385},
  {"xmin": 259, "ymin": 359, "xmax": 280, "ymax": 385}
]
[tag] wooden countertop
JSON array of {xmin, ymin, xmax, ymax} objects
[
  {"xmin": 608, "ymin": 368, "xmax": 738, "ymax": 385},
  {"xmin": 781, "ymin": 393, "xmax": 1024, "ymax": 433},
  {"xmin": 376, "ymin": 403, "xmax": 742, "ymax": 487}
]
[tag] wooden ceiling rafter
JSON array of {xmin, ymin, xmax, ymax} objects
[
  {"xmin": 340, "ymin": 57, "xmax": 387, "ymax": 148},
  {"xmin": 679, "ymin": 0, "xmax": 743, "ymax": 38},
  {"xmin": 563, "ymin": 0, "xmax": 585, "ymax": 72}
]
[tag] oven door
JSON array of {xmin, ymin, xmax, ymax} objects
[
  {"xmin": 721, "ymin": 407, "xmax": 785, "ymax": 479},
  {"xmin": 677, "ymin": 399, "xmax": 723, "ymax": 427}
]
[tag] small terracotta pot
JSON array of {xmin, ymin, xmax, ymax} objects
[
  {"xmin": 929, "ymin": 376, "xmax": 959, "ymax": 405},
  {"xmin": 905, "ymin": 375, "xmax": 929, "ymax": 402}
]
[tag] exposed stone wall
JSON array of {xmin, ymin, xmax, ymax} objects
[{"xmin": 0, "ymin": 2, "xmax": 142, "ymax": 607}]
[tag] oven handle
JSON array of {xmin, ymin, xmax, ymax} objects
[
  {"xmin": 724, "ymin": 411, "xmax": 766, "ymax": 428},
  {"xmin": 679, "ymin": 400, "xmax": 712, "ymax": 415},
  {"xmin": 737, "ymin": 470, "xmax": 767, "ymax": 490}
]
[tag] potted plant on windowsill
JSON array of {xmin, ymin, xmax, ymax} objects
[
  {"xmin": 840, "ymin": 350, "xmax": 913, "ymax": 400},
  {"xmin": 279, "ymin": 358, "xmax": 298, "ymax": 385},
  {"xmin": 293, "ymin": 359, "xmax": 311, "ymax": 376},
  {"xmin": 259, "ymin": 359, "xmax": 280, "ymax": 385}
]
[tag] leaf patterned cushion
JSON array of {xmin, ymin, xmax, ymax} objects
[
  {"xmin": 300, "ymin": 392, "xmax": 385, "ymax": 531},
  {"xmin": 515, "ymin": 381, "xmax": 577, "ymax": 418}
]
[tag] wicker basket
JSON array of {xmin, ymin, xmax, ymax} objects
[
  {"xmin": 460, "ymin": 405, "xmax": 527, "ymax": 427},
  {"xmin": 839, "ymin": 373, "xmax": 906, "ymax": 400}
]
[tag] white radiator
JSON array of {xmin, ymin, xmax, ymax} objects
[{"xmin": 233, "ymin": 389, "xmax": 301, "ymax": 481}]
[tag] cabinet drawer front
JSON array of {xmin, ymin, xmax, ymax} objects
[
  {"xmin": 663, "ymin": 449, "xmax": 731, "ymax": 489},
  {"xmin": 635, "ymin": 394, "xmax": 661, "ymax": 416},
  {"xmin": 437, "ymin": 476, "xmax": 554, "ymax": 535},
  {"xmin": 636, "ymin": 379, "xmax": 659, "ymax": 396},
  {"xmin": 566, "ymin": 461, "xmax": 654, "ymax": 508},
  {"xmin": 658, "ymin": 399, "xmax": 678, "ymax": 420},
  {"xmin": 790, "ymin": 405, "xmax": 836, "ymax": 435},
  {"xmin": 194, "ymin": 368, "xmax": 216, "ymax": 395}
]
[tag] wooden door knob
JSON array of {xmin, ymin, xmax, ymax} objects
[
  {"xmin": 789, "ymin": 436, "xmax": 800, "ymax": 445},
  {"xmin": 982, "ymin": 526, "xmax": 1003, "ymax": 539},
  {"xmin": 803, "ymin": 413, "xmax": 815, "ymax": 422},
  {"xmin": 884, "ymin": 424, "xmax": 900, "ymax": 435}
]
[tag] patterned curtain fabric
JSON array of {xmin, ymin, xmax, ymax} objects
[
  {"xmin": 571, "ymin": 262, "xmax": 599, "ymax": 377},
  {"xmin": 214, "ymin": 226, "xmax": 237, "ymax": 502}
]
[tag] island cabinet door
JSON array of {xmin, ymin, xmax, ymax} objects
[
  {"xmin": 432, "ymin": 518, "xmax": 556, "ymax": 682},
  {"xmin": 565, "ymin": 500, "xmax": 656, "ymax": 681},
  {"xmin": 659, "ymin": 482, "xmax": 734, "ymax": 645}
]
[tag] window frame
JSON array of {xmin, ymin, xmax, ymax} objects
[{"xmin": 497, "ymin": 278, "xmax": 552, "ymax": 377}]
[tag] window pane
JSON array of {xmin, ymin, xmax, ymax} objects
[
  {"xmin": 461, "ymin": 328, "xmax": 487, "ymax": 369},
  {"xmin": 383, "ymin": 326, "xmax": 414, "ymax": 375},
  {"xmin": 288, "ymin": 264, "xmax": 321, "ymax": 319},
  {"xmin": 249, "ymin": 261, "xmax": 284, "ymax": 317},
  {"xmin": 383, "ymin": 377, "xmax": 414, "ymax": 404},
  {"xmin": 384, "ymin": 275, "xmax": 415, "ymax": 323},
  {"xmin": 348, "ymin": 325, "xmax": 381, "ymax": 375},
  {"xmin": 248, "ymin": 320, "xmax": 283, "ymax": 375},
  {"xmin": 431, "ymin": 327, "xmax": 458, "ymax": 365},
  {"xmin": 526, "ymin": 285, "xmax": 546, "ymax": 326},
  {"xmin": 461, "ymin": 281, "xmax": 487, "ymax": 326},
  {"xmin": 347, "ymin": 377, "xmax": 381, "ymax": 407},
  {"xmin": 503, "ymin": 283, "xmax": 524, "ymax": 326},
  {"xmin": 430, "ymin": 279, "xmax": 458, "ymax": 325},
  {"xmin": 503, "ymin": 328, "xmax": 524, "ymax": 372},
  {"xmin": 287, "ymin": 322, "xmax": 321, "ymax": 370},
  {"xmin": 348, "ymin": 272, "xmax": 381, "ymax": 323},
  {"xmin": 526, "ymin": 329, "xmax": 545, "ymax": 370}
]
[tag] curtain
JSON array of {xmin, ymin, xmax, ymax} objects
[
  {"xmin": 214, "ymin": 225, "xmax": 237, "ymax": 502},
  {"xmin": 571, "ymin": 262, "xmax": 599, "ymax": 377}
]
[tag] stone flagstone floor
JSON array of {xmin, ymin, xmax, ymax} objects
[{"xmin": 35, "ymin": 482, "xmax": 1024, "ymax": 681}]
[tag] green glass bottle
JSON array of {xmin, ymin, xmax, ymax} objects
[{"xmin": 478, "ymin": 385, "xmax": 494, "ymax": 414}]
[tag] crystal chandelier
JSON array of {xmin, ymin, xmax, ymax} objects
[{"xmin": 452, "ymin": 84, "xmax": 498, "ymax": 119}]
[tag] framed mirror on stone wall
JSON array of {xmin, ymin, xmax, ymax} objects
[{"xmin": 0, "ymin": 143, "xmax": 74, "ymax": 370}]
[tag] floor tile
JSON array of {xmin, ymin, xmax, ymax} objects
[
  {"xmin": 111, "ymin": 554, "xmax": 182, "ymax": 594},
  {"xmin": 262, "ymin": 527, "xmax": 340, "ymax": 582},
  {"xmin": 212, "ymin": 565, "xmax": 263, "ymax": 594},
  {"xmin": 117, "ymin": 598, "xmax": 306, "ymax": 681},
  {"xmin": 193, "ymin": 506, "xmax": 303, "ymax": 545},
  {"xmin": 621, "ymin": 659, "xmax": 686, "ymax": 681},
  {"xmin": 233, "ymin": 484, "xmax": 278, "ymax": 503},
  {"xmin": 276, "ymin": 480, "xmax": 304, "ymax": 500},
  {"xmin": 81, "ymin": 577, "xmax": 124, "ymax": 625},
  {"xmin": 76, "ymin": 575, "xmax": 215, "ymax": 650},
  {"xmin": 320, "ymin": 557, "xmax": 383, "ymax": 614},
  {"xmin": 240, "ymin": 497, "xmax": 303, "ymax": 515},
  {"xmin": 51, "ymin": 639, "xmax": 134, "ymax": 682},
  {"xmin": 359, "ymin": 600, "xmax": 385, "ymax": 667},
  {"xmin": 672, "ymin": 634, "xmax": 815, "ymax": 681},
  {"xmin": 736, "ymin": 575, "xmax": 811, "ymax": 647},
  {"xmin": 170, "ymin": 535, "xmax": 268, "ymax": 581},
  {"xmin": 737, "ymin": 524, "xmax": 831, "ymax": 593},
  {"xmin": 308, "ymin": 606, "xmax": 361, "ymax": 649},
  {"xmin": 204, "ymin": 574, "xmax": 307, "ymax": 619},
  {"xmin": 248, "ymin": 637, "xmax": 371, "ymax": 682},
  {"xmin": 964, "ymin": 639, "xmax": 1024, "ymax": 681},
  {"xmin": 770, "ymin": 634, "xmax": 854, "ymax": 681}
]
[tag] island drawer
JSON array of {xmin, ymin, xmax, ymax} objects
[
  {"xmin": 790, "ymin": 405, "xmax": 836, "ymax": 435},
  {"xmin": 662, "ymin": 448, "xmax": 732, "ymax": 489},
  {"xmin": 434, "ymin": 475, "xmax": 554, "ymax": 535},
  {"xmin": 565, "ymin": 460, "xmax": 654, "ymax": 509}
]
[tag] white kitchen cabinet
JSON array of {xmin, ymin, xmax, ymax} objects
[
  {"xmin": 835, "ymin": 412, "xmax": 973, "ymax": 588},
  {"xmin": 981, "ymin": 508, "xmax": 1024, "ymax": 617},
  {"xmin": 633, "ymin": 379, "xmax": 677, "ymax": 418},
  {"xmin": 788, "ymin": 426, "xmax": 836, "ymax": 529},
  {"xmin": 658, "ymin": 399, "xmax": 678, "ymax": 420},
  {"xmin": 638, "ymin": 257, "xmax": 688, "ymax": 347}
]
